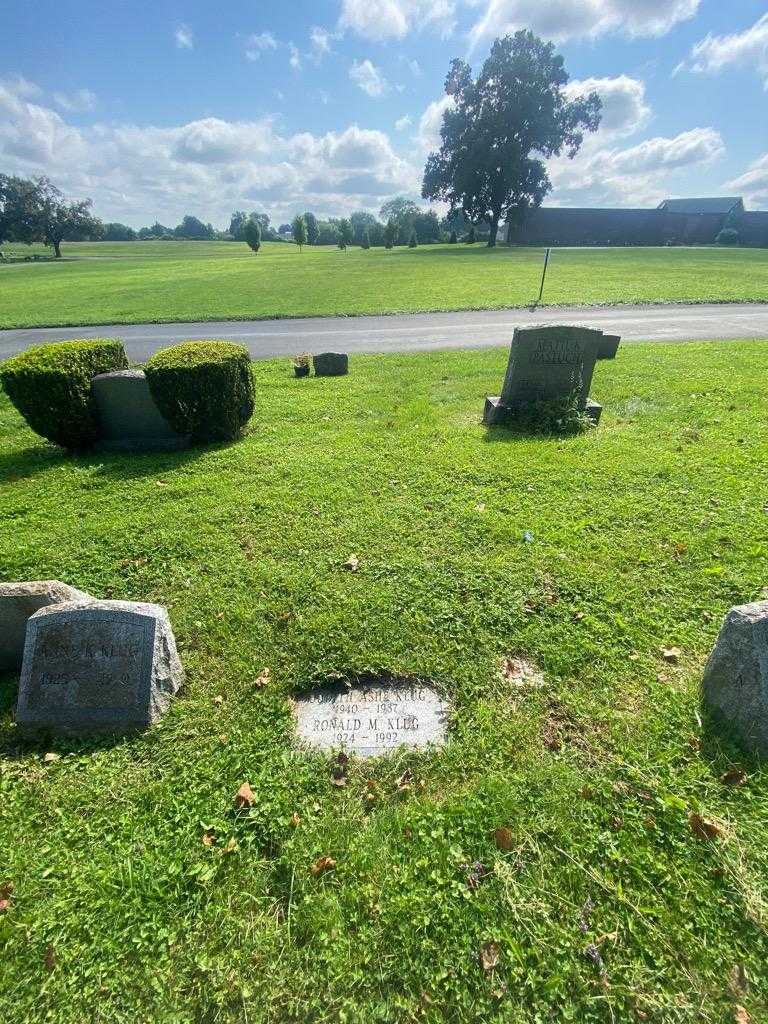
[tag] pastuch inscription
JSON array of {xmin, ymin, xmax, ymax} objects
[{"xmin": 294, "ymin": 682, "xmax": 449, "ymax": 757}]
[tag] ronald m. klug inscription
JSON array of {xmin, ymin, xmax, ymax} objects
[{"xmin": 294, "ymin": 681, "xmax": 450, "ymax": 757}]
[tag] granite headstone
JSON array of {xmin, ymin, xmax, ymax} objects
[
  {"xmin": 313, "ymin": 352, "xmax": 349, "ymax": 377},
  {"xmin": 16, "ymin": 599, "xmax": 184, "ymax": 735},
  {"xmin": 92, "ymin": 369, "xmax": 188, "ymax": 451},
  {"xmin": 702, "ymin": 600, "xmax": 768, "ymax": 755},
  {"xmin": 483, "ymin": 325, "xmax": 620, "ymax": 427},
  {"xmin": 294, "ymin": 680, "xmax": 449, "ymax": 757},
  {"xmin": 0, "ymin": 580, "xmax": 92, "ymax": 672}
]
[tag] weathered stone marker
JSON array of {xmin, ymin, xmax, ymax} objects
[
  {"xmin": 483, "ymin": 325, "xmax": 621, "ymax": 427},
  {"xmin": 702, "ymin": 601, "xmax": 768, "ymax": 755},
  {"xmin": 92, "ymin": 369, "xmax": 188, "ymax": 451},
  {"xmin": 294, "ymin": 680, "xmax": 449, "ymax": 757},
  {"xmin": 16, "ymin": 599, "xmax": 184, "ymax": 735},
  {"xmin": 313, "ymin": 352, "xmax": 349, "ymax": 377},
  {"xmin": 0, "ymin": 581, "xmax": 92, "ymax": 672}
]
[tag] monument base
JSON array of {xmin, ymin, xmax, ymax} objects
[{"xmin": 483, "ymin": 396, "xmax": 603, "ymax": 427}]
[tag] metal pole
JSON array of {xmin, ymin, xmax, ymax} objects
[{"xmin": 537, "ymin": 247, "xmax": 551, "ymax": 305}]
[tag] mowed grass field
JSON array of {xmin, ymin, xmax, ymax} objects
[
  {"xmin": 1, "ymin": 240, "xmax": 768, "ymax": 329},
  {"xmin": 1, "ymin": 341, "xmax": 768, "ymax": 1022}
]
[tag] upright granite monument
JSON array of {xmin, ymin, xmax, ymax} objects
[
  {"xmin": 92, "ymin": 369, "xmax": 188, "ymax": 451},
  {"xmin": 16, "ymin": 599, "xmax": 184, "ymax": 735},
  {"xmin": 702, "ymin": 601, "xmax": 768, "ymax": 755},
  {"xmin": 483, "ymin": 325, "xmax": 621, "ymax": 427}
]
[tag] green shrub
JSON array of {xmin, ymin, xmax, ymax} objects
[
  {"xmin": 145, "ymin": 341, "xmax": 254, "ymax": 443},
  {"xmin": 716, "ymin": 228, "xmax": 739, "ymax": 246},
  {"xmin": 0, "ymin": 338, "xmax": 128, "ymax": 448}
]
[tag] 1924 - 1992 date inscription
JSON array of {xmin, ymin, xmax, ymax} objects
[{"xmin": 294, "ymin": 683, "xmax": 449, "ymax": 757}]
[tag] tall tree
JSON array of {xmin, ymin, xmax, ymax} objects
[
  {"xmin": 338, "ymin": 218, "xmax": 353, "ymax": 251},
  {"xmin": 0, "ymin": 175, "xmax": 42, "ymax": 245},
  {"xmin": 292, "ymin": 214, "xmax": 308, "ymax": 251},
  {"xmin": 379, "ymin": 197, "xmax": 420, "ymax": 238},
  {"xmin": 244, "ymin": 216, "xmax": 261, "ymax": 253},
  {"xmin": 303, "ymin": 212, "xmax": 319, "ymax": 246},
  {"xmin": 422, "ymin": 32, "xmax": 601, "ymax": 247},
  {"xmin": 384, "ymin": 219, "xmax": 398, "ymax": 250},
  {"xmin": 229, "ymin": 211, "xmax": 249, "ymax": 240},
  {"xmin": 33, "ymin": 178, "xmax": 101, "ymax": 257},
  {"xmin": 175, "ymin": 215, "xmax": 215, "ymax": 240}
]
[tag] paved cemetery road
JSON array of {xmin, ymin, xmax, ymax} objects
[{"xmin": 1, "ymin": 303, "xmax": 768, "ymax": 362}]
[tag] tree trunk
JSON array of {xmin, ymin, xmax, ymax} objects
[
  {"xmin": 487, "ymin": 215, "xmax": 499, "ymax": 248},
  {"xmin": 52, "ymin": 239, "xmax": 61, "ymax": 258}
]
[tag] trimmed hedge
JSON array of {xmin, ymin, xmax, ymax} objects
[
  {"xmin": 0, "ymin": 339, "xmax": 128, "ymax": 449},
  {"xmin": 144, "ymin": 341, "xmax": 254, "ymax": 442}
]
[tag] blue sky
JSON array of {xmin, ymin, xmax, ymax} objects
[{"xmin": 2, "ymin": 0, "xmax": 767, "ymax": 227}]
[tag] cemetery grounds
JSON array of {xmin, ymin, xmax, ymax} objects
[
  {"xmin": 1, "ymin": 241, "xmax": 768, "ymax": 328},
  {"xmin": 1, "ymin": 338, "xmax": 768, "ymax": 1022}
]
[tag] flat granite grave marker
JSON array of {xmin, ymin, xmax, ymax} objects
[
  {"xmin": 0, "ymin": 580, "xmax": 92, "ymax": 672},
  {"xmin": 313, "ymin": 352, "xmax": 349, "ymax": 377},
  {"xmin": 16, "ymin": 599, "xmax": 184, "ymax": 735},
  {"xmin": 294, "ymin": 680, "xmax": 449, "ymax": 757},
  {"xmin": 483, "ymin": 325, "xmax": 621, "ymax": 427}
]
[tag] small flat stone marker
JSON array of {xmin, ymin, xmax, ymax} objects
[
  {"xmin": 0, "ymin": 581, "xmax": 92, "ymax": 672},
  {"xmin": 313, "ymin": 352, "xmax": 349, "ymax": 377},
  {"xmin": 294, "ymin": 680, "xmax": 449, "ymax": 757},
  {"xmin": 702, "ymin": 600, "xmax": 768, "ymax": 755},
  {"xmin": 16, "ymin": 599, "xmax": 184, "ymax": 735}
]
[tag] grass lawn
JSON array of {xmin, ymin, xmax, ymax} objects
[
  {"xmin": 1, "ymin": 241, "xmax": 768, "ymax": 329},
  {"xmin": 1, "ymin": 340, "xmax": 768, "ymax": 1022}
]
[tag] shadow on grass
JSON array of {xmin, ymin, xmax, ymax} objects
[
  {"xmin": 0, "ymin": 438, "xmax": 222, "ymax": 484},
  {"xmin": 482, "ymin": 424, "xmax": 587, "ymax": 444},
  {"xmin": 698, "ymin": 704, "xmax": 767, "ymax": 778}
]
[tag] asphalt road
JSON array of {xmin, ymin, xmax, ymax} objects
[{"xmin": 1, "ymin": 303, "xmax": 767, "ymax": 362}]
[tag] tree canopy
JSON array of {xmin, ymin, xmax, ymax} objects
[{"xmin": 422, "ymin": 31, "xmax": 602, "ymax": 247}]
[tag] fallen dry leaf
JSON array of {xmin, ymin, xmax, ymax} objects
[
  {"xmin": 254, "ymin": 667, "xmax": 271, "ymax": 689},
  {"xmin": 234, "ymin": 782, "xmax": 256, "ymax": 809},
  {"xmin": 662, "ymin": 647, "xmax": 682, "ymax": 663},
  {"xmin": 290, "ymin": 812, "xmax": 301, "ymax": 828},
  {"xmin": 201, "ymin": 830, "xmax": 216, "ymax": 848},
  {"xmin": 480, "ymin": 941, "xmax": 501, "ymax": 972},
  {"xmin": 721, "ymin": 765, "xmax": 748, "ymax": 787},
  {"xmin": 476, "ymin": 503, "xmax": 486, "ymax": 513},
  {"xmin": 344, "ymin": 554, "xmax": 360, "ymax": 572},
  {"xmin": 734, "ymin": 1007, "xmax": 751, "ymax": 1024},
  {"xmin": 689, "ymin": 812, "xmax": 725, "ymax": 840},
  {"xmin": 396, "ymin": 769, "xmax": 413, "ymax": 794},
  {"xmin": 311, "ymin": 855, "xmax": 336, "ymax": 877},
  {"xmin": 221, "ymin": 837, "xmax": 238, "ymax": 855},
  {"xmin": 729, "ymin": 963, "xmax": 749, "ymax": 999},
  {"xmin": 218, "ymin": 734, "xmax": 229, "ymax": 745},
  {"xmin": 42, "ymin": 752, "xmax": 60, "ymax": 764},
  {"xmin": 492, "ymin": 827, "xmax": 515, "ymax": 852},
  {"xmin": 0, "ymin": 882, "xmax": 11, "ymax": 914},
  {"xmin": 44, "ymin": 944, "xmax": 56, "ymax": 972},
  {"xmin": 212, "ymin": 694, "xmax": 225, "ymax": 706}
]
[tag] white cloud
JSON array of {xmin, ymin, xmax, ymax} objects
[
  {"xmin": 0, "ymin": 80, "xmax": 416, "ymax": 226},
  {"xmin": 339, "ymin": 0, "xmax": 455, "ymax": 41},
  {"xmin": 349, "ymin": 59, "xmax": 390, "ymax": 97},
  {"xmin": 687, "ymin": 13, "xmax": 768, "ymax": 88},
  {"xmin": 289, "ymin": 43, "xmax": 302, "ymax": 70},
  {"xmin": 174, "ymin": 24, "xmax": 194, "ymax": 50},
  {"xmin": 244, "ymin": 32, "xmax": 278, "ymax": 60},
  {"xmin": 0, "ymin": 75, "xmax": 41, "ymax": 99},
  {"xmin": 608, "ymin": 127, "xmax": 724, "ymax": 173},
  {"xmin": 310, "ymin": 26, "xmax": 334, "ymax": 59},
  {"xmin": 416, "ymin": 94, "xmax": 453, "ymax": 152},
  {"xmin": 726, "ymin": 153, "xmax": 768, "ymax": 207},
  {"xmin": 408, "ymin": 59, "xmax": 422, "ymax": 76},
  {"xmin": 395, "ymin": 114, "xmax": 413, "ymax": 130},
  {"xmin": 53, "ymin": 88, "xmax": 97, "ymax": 113},
  {"xmin": 564, "ymin": 76, "xmax": 651, "ymax": 136},
  {"xmin": 469, "ymin": 0, "xmax": 700, "ymax": 47}
]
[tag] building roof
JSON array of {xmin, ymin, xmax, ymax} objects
[{"xmin": 657, "ymin": 197, "xmax": 743, "ymax": 214}]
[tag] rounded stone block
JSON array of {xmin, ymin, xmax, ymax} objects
[
  {"xmin": 16, "ymin": 599, "xmax": 184, "ymax": 735},
  {"xmin": 313, "ymin": 352, "xmax": 349, "ymax": 377},
  {"xmin": 0, "ymin": 581, "xmax": 92, "ymax": 672},
  {"xmin": 92, "ymin": 369, "xmax": 188, "ymax": 451},
  {"xmin": 702, "ymin": 600, "xmax": 768, "ymax": 755}
]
